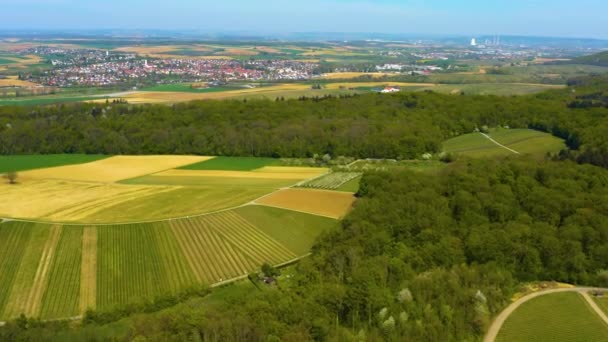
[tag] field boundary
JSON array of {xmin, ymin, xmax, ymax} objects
[
  {"xmin": 481, "ymin": 133, "xmax": 521, "ymax": 155},
  {"xmin": 484, "ymin": 286, "xmax": 608, "ymax": 342}
]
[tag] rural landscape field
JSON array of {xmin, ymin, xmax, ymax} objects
[
  {"xmin": 0, "ymin": 155, "xmax": 355, "ymax": 320},
  {"xmin": 2, "ymin": 0, "xmax": 608, "ymax": 339}
]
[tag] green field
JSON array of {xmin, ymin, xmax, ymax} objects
[
  {"xmin": 179, "ymin": 156, "xmax": 282, "ymax": 171},
  {"xmin": 0, "ymin": 154, "xmax": 109, "ymax": 173},
  {"xmin": 496, "ymin": 292, "xmax": 608, "ymax": 342},
  {"xmin": 77, "ymin": 186, "xmax": 272, "ymax": 223},
  {"xmin": 0, "ymin": 58, "xmax": 16, "ymax": 65},
  {"xmin": 335, "ymin": 175, "xmax": 362, "ymax": 192},
  {"xmin": 0, "ymin": 204, "xmax": 336, "ymax": 319},
  {"xmin": 443, "ymin": 128, "xmax": 566, "ymax": 158},
  {"xmin": 593, "ymin": 296, "xmax": 608, "ymax": 316},
  {"xmin": 236, "ymin": 205, "xmax": 338, "ymax": 255}
]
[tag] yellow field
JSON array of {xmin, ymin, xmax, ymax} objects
[
  {"xmin": 20, "ymin": 155, "xmax": 211, "ymax": 183},
  {"xmin": 98, "ymin": 84, "xmax": 312, "ymax": 103},
  {"xmin": 0, "ymin": 77, "xmax": 40, "ymax": 87},
  {"xmin": 323, "ymin": 82, "xmax": 437, "ymax": 89},
  {"xmin": 155, "ymin": 167, "xmax": 326, "ymax": 180},
  {"xmin": 0, "ymin": 179, "xmax": 176, "ymax": 221},
  {"xmin": 321, "ymin": 72, "xmax": 393, "ymax": 79},
  {"xmin": 254, "ymin": 188, "xmax": 356, "ymax": 219},
  {"xmin": 90, "ymin": 82, "xmax": 438, "ymax": 104}
]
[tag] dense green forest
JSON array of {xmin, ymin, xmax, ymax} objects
[
  {"xmin": 1, "ymin": 76, "xmax": 608, "ymax": 167},
  {"xmin": 3, "ymin": 158, "xmax": 608, "ymax": 341}
]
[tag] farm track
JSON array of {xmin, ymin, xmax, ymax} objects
[
  {"xmin": 484, "ymin": 287, "xmax": 608, "ymax": 342},
  {"xmin": 480, "ymin": 133, "xmax": 521, "ymax": 155}
]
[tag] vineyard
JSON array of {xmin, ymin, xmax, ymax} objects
[
  {"xmin": 299, "ymin": 172, "xmax": 362, "ymax": 190},
  {"xmin": 0, "ymin": 205, "xmax": 338, "ymax": 320}
]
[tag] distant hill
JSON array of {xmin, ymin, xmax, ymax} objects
[{"xmin": 562, "ymin": 51, "xmax": 608, "ymax": 67}]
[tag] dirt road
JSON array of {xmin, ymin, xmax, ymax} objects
[{"xmin": 484, "ymin": 287, "xmax": 608, "ymax": 342}]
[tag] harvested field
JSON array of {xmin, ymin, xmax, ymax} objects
[
  {"xmin": 254, "ymin": 188, "xmax": 356, "ymax": 219},
  {"xmin": 20, "ymin": 155, "xmax": 211, "ymax": 183},
  {"xmin": 0, "ymin": 78, "xmax": 40, "ymax": 87},
  {"xmin": 0, "ymin": 179, "xmax": 177, "ymax": 222}
]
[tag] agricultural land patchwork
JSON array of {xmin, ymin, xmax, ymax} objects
[{"xmin": 0, "ymin": 155, "xmax": 351, "ymax": 320}]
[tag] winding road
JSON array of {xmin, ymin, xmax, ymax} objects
[{"xmin": 484, "ymin": 287, "xmax": 608, "ymax": 342}]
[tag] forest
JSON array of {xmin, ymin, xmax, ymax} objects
[
  {"xmin": 3, "ymin": 158, "xmax": 608, "ymax": 341},
  {"xmin": 1, "ymin": 75, "xmax": 608, "ymax": 168}
]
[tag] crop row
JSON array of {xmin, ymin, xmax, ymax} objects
[
  {"xmin": 299, "ymin": 172, "xmax": 362, "ymax": 190},
  {"xmin": 40, "ymin": 227, "xmax": 83, "ymax": 319},
  {"xmin": 0, "ymin": 209, "xmax": 301, "ymax": 319}
]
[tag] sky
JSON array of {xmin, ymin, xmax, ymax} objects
[{"xmin": 1, "ymin": 0, "xmax": 607, "ymax": 39}]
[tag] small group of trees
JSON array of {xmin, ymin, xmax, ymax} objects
[{"xmin": 3, "ymin": 171, "xmax": 17, "ymax": 184}]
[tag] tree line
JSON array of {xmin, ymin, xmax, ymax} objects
[{"xmin": 1, "ymin": 75, "xmax": 608, "ymax": 169}]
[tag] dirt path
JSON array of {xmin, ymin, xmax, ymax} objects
[
  {"xmin": 480, "ymin": 133, "xmax": 521, "ymax": 155},
  {"xmin": 484, "ymin": 287, "xmax": 608, "ymax": 342}
]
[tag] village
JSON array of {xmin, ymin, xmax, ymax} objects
[{"xmin": 15, "ymin": 47, "xmax": 319, "ymax": 87}]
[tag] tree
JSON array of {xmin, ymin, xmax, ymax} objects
[
  {"xmin": 261, "ymin": 263, "xmax": 280, "ymax": 278},
  {"xmin": 4, "ymin": 171, "xmax": 17, "ymax": 184}
]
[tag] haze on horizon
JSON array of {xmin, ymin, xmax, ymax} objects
[{"xmin": 2, "ymin": 0, "xmax": 607, "ymax": 39}]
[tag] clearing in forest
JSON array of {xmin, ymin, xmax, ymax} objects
[
  {"xmin": 443, "ymin": 128, "xmax": 566, "ymax": 158},
  {"xmin": 496, "ymin": 292, "xmax": 608, "ymax": 342},
  {"xmin": 254, "ymin": 188, "xmax": 356, "ymax": 219}
]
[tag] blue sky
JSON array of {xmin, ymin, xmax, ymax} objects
[{"xmin": 2, "ymin": 0, "xmax": 607, "ymax": 39}]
